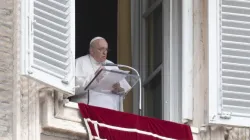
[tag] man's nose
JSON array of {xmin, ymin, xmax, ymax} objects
[{"xmin": 103, "ymin": 51, "xmax": 107, "ymax": 55}]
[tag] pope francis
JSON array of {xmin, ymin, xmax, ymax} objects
[{"xmin": 75, "ymin": 37, "xmax": 129, "ymax": 111}]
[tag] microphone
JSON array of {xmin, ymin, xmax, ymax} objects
[{"xmin": 102, "ymin": 63, "xmax": 117, "ymax": 66}]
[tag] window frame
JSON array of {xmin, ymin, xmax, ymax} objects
[
  {"xmin": 131, "ymin": 0, "xmax": 182, "ymax": 122},
  {"xmin": 181, "ymin": 0, "xmax": 193, "ymax": 122},
  {"xmin": 141, "ymin": 0, "xmax": 164, "ymax": 119}
]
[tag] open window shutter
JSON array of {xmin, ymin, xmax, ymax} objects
[
  {"xmin": 209, "ymin": 0, "xmax": 250, "ymax": 127},
  {"xmin": 22, "ymin": 0, "xmax": 75, "ymax": 96}
]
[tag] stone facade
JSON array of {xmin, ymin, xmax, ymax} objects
[
  {"xmin": 0, "ymin": 0, "xmax": 250, "ymax": 140},
  {"xmin": 0, "ymin": 0, "xmax": 15, "ymax": 139}
]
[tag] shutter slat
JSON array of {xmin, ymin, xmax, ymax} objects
[
  {"xmin": 223, "ymin": 33, "xmax": 250, "ymax": 38},
  {"xmin": 39, "ymin": 0, "xmax": 69, "ymax": 12},
  {"xmin": 34, "ymin": 51, "xmax": 69, "ymax": 70},
  {"xmin": 222, "ymin": 48, "xmax": 250, "ymax": 56},
  {"xmin": 222, "ymin": 34, "xmax": 250, "ymax": 44},
  {"xmin": 222, "ymin": 12, "xmax": 250, "ymax": 19},
  {"xmin": 223, "ymin": 105, "xmax": 250, "ymax": 117},
  {"xmin": 34, "ymin": 23, "xmax": 68, "ymax": 41},
  {"xmin": 223, "ymin": 90, "xmax": 250, "ymax": 100},
  {"xmin": 222, "ymin": 0, "xmax": 250, "ymax": 8},
  {"xmin": 223, "ymin": 40, "xmax": 250, "ymax": 47},
  {"xmin": 223, "ymin": 84, "xmax": 250, "ymax": 93},
  {"xmin": 223, "ymin": 76, "xmax": 250, "ymax": 81},
  {"xmin": 222, "ymin": 62, "xmax": 250, "ymax": 72},
  {"xmin": 34, "ymin": 8, "xmax": 69, "ymax": 26},
  {"xmin": 33, "ymin": 58, "xmax": 67, "ymax": 77},
  {"xmin": 223, "ymin": 83, "xmax": 250, "ymax": 90},
  {"xmin": 222, "ymin": 12, "xmax": 250, "ymax": 23},
  {"xmin": 53, "ymin": 0, "xmax": 69, "ymax": 5},
  {"xmin": 223, "ymin": 97, "xmax": 250, "ymax": 108},
  {"xmin": 222, "ymin": 76, "xmax": 250, "ymax": 87},
  {"xmin": 222, "ymin": 19, "xmax": 250, "ymax": 29},
  {"xmin": 222, "ymin": 5, "xmax": 250, "ymax": 15},
  {"xmin": 223, "ymin": 5, "xmax": 250, "ymax": 10},
  {"xmin": 34, "ymin": 43, "xmax": 68, "ymax": 62},
  {"xmin": 32, "ymin": 64, "xmax": 64, "ymax": 79},
  {"xmin": 35, "ymin": 1, "xmax": 69, "ymax": 19},
  {"xmin": 35, "ymin": 16, "xmax": 68, "ymax": 33},
  {"xmin": 222, "ymin": 55, "xmax": 250, "ymax": 65},
  {"xmin": 222, "ymin": 26, "xmax": 250, "ymax": 36},
  {"xmin": 34, "ymin": 29, "xmax": 69, "ymax": 47},
  {"xmin": 222, "ymin": 69, "xmax": 250, "ymax": 79},
  {"xmin": 34, "ymin": 37, "xmax": 68, "ymax": 55}
]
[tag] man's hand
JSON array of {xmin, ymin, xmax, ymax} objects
[{"xmin": 112, "ymin": 83, "xmax": 125, "ymax": 94}]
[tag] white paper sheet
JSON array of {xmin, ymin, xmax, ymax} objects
[{"xmin": 96, "ymin": 69, "xmax": 130, "ymax": 91}]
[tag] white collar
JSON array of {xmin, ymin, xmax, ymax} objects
[{"xmin": 89, "ymin": 54, "xmax": 105, "ymax": 65}]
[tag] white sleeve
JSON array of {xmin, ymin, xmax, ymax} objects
[
  {"xmin": 75, "ymin": 74, "xmax": 95, "ymax": 95},
  {"xmin": 75, "ymin": 59, "xmax": 95, "ymax": 95}
]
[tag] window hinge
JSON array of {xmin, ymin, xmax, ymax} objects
[{"xmin": 220, "ymin": 111, "xmax": 232, "ymax": 119}]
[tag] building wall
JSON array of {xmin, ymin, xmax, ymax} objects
[
  {"xmin": 192, "ymin": 0, "xmax": 250, "ymax": 139},
  {"xmin": 1, "ymin": 0, "xmax": 250, "ymax": 140},
  {"xmin": 0, "ymin": 0, "xmax": 87, "ymax": 140},
  {"xmin": 0, "ymin": 0, "xmax": 15, "ymax": 139}
]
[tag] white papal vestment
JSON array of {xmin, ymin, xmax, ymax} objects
[{"xmin": 75, "ymin": 54, "xmax": 129, "ymax": 111}]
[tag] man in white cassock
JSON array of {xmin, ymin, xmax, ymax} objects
[{"xmin": 75, "ymin": 37, "xmax": 129, "ymax": 111}]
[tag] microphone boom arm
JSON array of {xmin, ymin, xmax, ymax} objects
[{"xmin": 116, "ymin": 64, "xmax": 142, "ymax": 116}]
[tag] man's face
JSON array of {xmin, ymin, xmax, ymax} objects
[{"xmin": 90, "ymin": 39, "xmax": 108, "ymax": 63}]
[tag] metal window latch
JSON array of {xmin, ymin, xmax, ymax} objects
[
  {"xmin": 220, "ymin": 111, "xmax": 232, "ymax": 119},
  {"xmin": 28, "ymin": 70, "xmax": 33, "ymax": 74},
  {"xmin": 61, "ymin": 79, "xmax": 69, "ymax": 84}
]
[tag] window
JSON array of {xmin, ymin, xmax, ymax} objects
[
  {"xmin": 143, "ymin": 1, "xmax": 163, "ymax": 119},
  {"xmin": 137, "ymin": 0, "xmax": 182, "ymax": 121},
  {"xmin": 21, "ymin": 0, "xmax": 75, "ymax": 95},
  {"xmin": 209, "ymin": 0, "xmax": 250, "ymax": 127},
  {"xmin": 145, "ymin": 72, "xmax": 162, "ymax": 119},
  {"xmin": 146, "ymin": 5, "xmax": 162, "ymax": 76}
]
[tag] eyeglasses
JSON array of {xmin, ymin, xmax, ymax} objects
[{"xmin": 97, "ymin": 48, "xmax": 111, "ymax": 53}]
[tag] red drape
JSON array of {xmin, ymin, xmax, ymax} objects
[{"xmin": 78, "ymin": 103, "xmax": 193, "ymax": 140}]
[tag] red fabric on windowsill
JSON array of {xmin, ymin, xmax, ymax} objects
[{"xmin": 79, "ymin": 103, "xmax": 193, "ymax": 140}]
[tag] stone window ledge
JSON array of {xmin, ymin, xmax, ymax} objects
[{"xmin": 40, "ymin": 90, "xmax": 87, "ymax": 139}]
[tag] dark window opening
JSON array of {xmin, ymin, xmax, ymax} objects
[{"xmin": 76, "ymin": 0, "xmax": 117, "ymax": 63}]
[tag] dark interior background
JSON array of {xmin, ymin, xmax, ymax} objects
[{"xmin": 75, "ymin": 0, "xmax": 117, "ymax": 63}]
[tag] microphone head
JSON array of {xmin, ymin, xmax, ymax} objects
[{"xmin": 103, "ymin": 63, "xmax": 117, "ymax": 66}]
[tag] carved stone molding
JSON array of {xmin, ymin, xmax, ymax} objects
[
  {"xmin": 40, "ymin": 89, "xmax": 87, "ymax": 139},
  {"xmin": 54, "ymin": 91, "xmax": 82, "ymax": 123}
]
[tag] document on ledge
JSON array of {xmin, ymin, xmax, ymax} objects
[{"xmin": 93, "ymin": 69, "xmax": 130, "ymax": 93}]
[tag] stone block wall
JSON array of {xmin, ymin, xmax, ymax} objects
[{"xmin": 0, "ymin": 0, "xmax": 14, "ymax": 139}]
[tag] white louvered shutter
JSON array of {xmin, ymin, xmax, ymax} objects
[
  {"xmin": 209, "ymin": 0, "xmax": 250, "ymax": 127},
  {"xmin": 22, "ymin": 0, "xmax": 75, "ymax": 95}
]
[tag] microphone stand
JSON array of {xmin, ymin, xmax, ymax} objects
[
  {"xmin": 103, "ymin": 63, "xmax": 142, "ymax": 116},
  {"xmin": 115, "ymin": 64, "xmax": 142, "ymax": 116}
]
